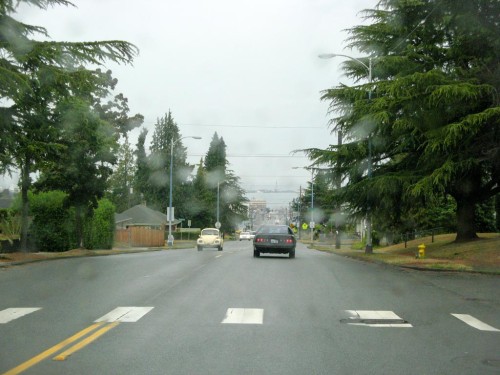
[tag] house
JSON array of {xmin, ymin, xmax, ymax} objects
[{"xmin": 115, "ymin": 204, "xmax": 182, "ymax": 247}]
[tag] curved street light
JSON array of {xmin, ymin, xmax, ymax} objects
[
  {"xmin": 167, "ymin": 136, "xmax": 202, "ymax": 246},
  {"xmin": 319, "ymin": 52, "xmax": 373, "ymax": 254}
]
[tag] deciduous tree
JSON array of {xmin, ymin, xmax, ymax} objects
[{"xmin": 0, "ymin": 0, "xmax": 138, "ymax": 250}]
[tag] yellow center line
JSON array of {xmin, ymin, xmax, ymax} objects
[
  {"xmin": 3, "ymin": 322, "xmax": 104, "ymax": 375},
  {"xmin": 53, "ymin": 322, "xmax": 119, "ymax": 361}
]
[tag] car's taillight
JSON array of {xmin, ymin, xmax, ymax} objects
[
  {"xmin": 284, "ymin": 238, "xmax": 293, "ymax": 244},
  {"xmin": 255, "ymin": 237, "xmax": 265, "ymax": 243}
]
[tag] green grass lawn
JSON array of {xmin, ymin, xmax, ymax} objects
[{"xmin": 311, "ymin": 233, "xmax": 500, "ymax": 274}]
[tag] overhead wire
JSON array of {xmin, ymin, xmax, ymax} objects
[{"xmin": 140, "ymin": 121, "xmax": 327, "ymax": 129}]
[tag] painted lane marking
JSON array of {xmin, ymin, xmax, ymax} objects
[
  {"xmin": 4, "ymin": 306, "xmax": 155, "ymax": 374},
  {"xmin": 215, "ymin": 254, "xmax": 223, "ymax": 258},
  {"xmin": 3, "ymin": 323, "xmax": 104, "ymax": 375},
  {"xmin": 53, "ymin": 322, "xmax": 119, "ymax": 361},
  {"xmin": 0, "ymin": 308, "xmax": 41, "ymax": 324},
  {"xmin": 221, "ymin": 308, "xmax": 264, "ymax": 324},
  {"xmin": 95, "ymin": 306, "xmax": 154, "ymax": 323},
  {"xmin": 344, "ymin": 310, "xmax": 412, "ymax": 328},
  {"xmin": 451, "ymin": 314, "xmax": 499, "ymax": 332}
]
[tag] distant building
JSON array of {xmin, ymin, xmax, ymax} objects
[{"xmin": 248, "ymin": 199, "xmax": 267, "ymax": 211}]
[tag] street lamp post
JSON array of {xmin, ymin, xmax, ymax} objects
[
  {"xmin": 297, "ymin": 185, "xmax": 302, "ymax": 239},
  {"xmin": 310, "ymin": 169, "xmax": 315, "ymax": 242},
  {"xmin": 319, "ymin": 53, "xmax": 373, "ymax": 254},
  {"xmin": 216, "ymin": 180, "xmax": 224, "ymax": 229},
  {"xmin": 167, "ymin": 136, "xmax": 201, "ymax": 246}
]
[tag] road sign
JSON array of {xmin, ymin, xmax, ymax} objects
[
  {"xmin": 310, "ymin": 221, "xmax": 315, "ymax": 229},
  {"xmin": 302, "ymin": 223, "xmax": 308, "ymax": 230},
  {"xmin": 215, "ymin": 221, "xmax": 221, "ymax": 229}
]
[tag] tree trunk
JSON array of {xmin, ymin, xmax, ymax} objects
[
  {"xmin": 455, "ymin": 197, "xmax": 478, "ymax": 242},
  {"xmin": 20, "ymin": 158, "xmax": 31, "ymax": 252},
  {"xmin": 451, "ymin": 168, "xmax": 483, "ymax": 242},
  {"xmin": 495, "ymin": 194, "xmax": 500, "ymax": 231},
  {"xmin": 75, "ymin": 205, "xmax": 84, "ymax": 248}
]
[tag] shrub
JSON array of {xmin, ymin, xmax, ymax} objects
[
  {"xmin": 84, "ymin": 199, "xmax": 115, "ymax": 249},
  {"xmin": 30, "ymin": 191, "xmax": 71, "ymax": 252}
]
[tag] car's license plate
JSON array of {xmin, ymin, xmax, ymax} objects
[{"xmin": 271, "ymin": 239, "xmax": 278, "ymax": 244}]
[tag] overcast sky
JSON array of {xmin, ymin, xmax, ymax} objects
[{"xmin": 4, "ymin": 0, "xmax": 376, "ymax": 202}]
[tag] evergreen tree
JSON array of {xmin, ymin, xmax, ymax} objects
[
  {"xmin": 308, "ymin": 0, "xmax": 499, "ymax": 242},
  {"xmin": 133, "ymin": 127, "xmax": 149, "ymax": 204},
  {"xmin": 189, "ymin": 159, "xmax": 212, "ymax": 228},
  {"xmin": 106, "ymin": 136, "xmax": 136, "ymax": 212},
  {"xmin": 202, "ymin": 132, "xmax": 247, "ymax": 232},
  {"xmin": 220, "ymin": 170, "xmax": 248, "ymax": 232},
  {"xmin": 204, "ymin": 132, "xmax": 227, "ymax": 181},
  {"xmin": 147, "ymin": 111, "xmax": 194, "ymax": 217}
]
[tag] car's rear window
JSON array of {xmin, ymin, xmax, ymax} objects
[{"xmin": 258, "ymin": 226, "xmax": 289, "ymax": 234}]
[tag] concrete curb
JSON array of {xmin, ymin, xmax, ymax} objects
[{"xmin": 0, "ymin": 247, "xmax": 164, "ymax": 268}]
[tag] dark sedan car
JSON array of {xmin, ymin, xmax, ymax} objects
[{"xmin": 253, "ymin": 225, "xmax": 296, "ymax": 258}]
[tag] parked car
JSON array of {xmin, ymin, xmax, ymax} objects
[
  {"xmin": 239, "ymin": 231, "xmax": 252, "ymax": 241},
  {"xmin": 253, "ymin": 225, "xmax": 296, "ymax": 258},
  {"xmin": 197, "ymin": 228, "xmax": 223, "ymax": 251}
]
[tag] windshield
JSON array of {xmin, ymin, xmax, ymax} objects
[
  {"xmin": 201, "ymin": 229, "xmax": 219, "ymax": 236},
  {"xmin": 1, "ymin": 1, "xmax": 498, "ymax": 375}
]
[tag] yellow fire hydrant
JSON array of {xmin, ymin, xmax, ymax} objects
[{"xmin": 417, "ymin": 243, "xmax": 426, "ymax": 259}]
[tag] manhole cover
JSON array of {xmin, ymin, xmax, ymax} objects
[{"xmin": 340, "ymin": 318, "xmax": 407, "ymax": 325}]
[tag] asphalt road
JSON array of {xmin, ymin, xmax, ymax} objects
[{"xmin": 1, "ymin": 241, "xmax": 499, "ymax": 375}]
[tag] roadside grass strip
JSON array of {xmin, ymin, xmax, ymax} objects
[
  {"xmin": 221, "ymin": 308, "xmax": 264, "ymax": 324},
  {"xmin": 451, "ymin": 314, "xmax": 500, "ymax": 332},
  {"xmin": 0, "ymin": 308, "xmax": 41, "ymax": 324}
]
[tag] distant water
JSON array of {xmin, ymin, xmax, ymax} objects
[{"xmin": 245, "ymin": 190, "xmax": 299, "ymax": 209}]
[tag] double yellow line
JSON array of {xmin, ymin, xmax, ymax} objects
[{"xmin": 3, "ymin": 321, "xmax": 119, "ymax": 375}]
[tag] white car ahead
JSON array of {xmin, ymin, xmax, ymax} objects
[
  {"xmin": 239, "ymin": 231, "xmax": 252, "ymax": 241},
  {"xmin": 197, "ymin": 228, "xmax": 223, "ymax": 251}
]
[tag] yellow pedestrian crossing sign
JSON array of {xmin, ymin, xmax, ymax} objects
[{"xmin": 302, "ymin": 223, "xmax": 308, "ymax": 230}]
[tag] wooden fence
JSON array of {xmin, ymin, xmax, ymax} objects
[{"xmin": 115, "ymin": 226, "xmax": 165, "ymax": 247}]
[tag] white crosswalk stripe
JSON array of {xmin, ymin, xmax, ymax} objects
[
  {"xmin": 1, "ymin": 306, "xmax": 497, "ymax": 333},
  {"xmin": 95, "ymin": 307, "xmax": 154, "ymax": 323},
  {"xmin": 344, "ymin": 310, "xmax": 413, "ymax": 328},
  {"xmin": 0, "ymin": 308, "xmax": 41, "ymax": 324},
  {"xmin": 451, "ymin": 314, "xmax": 499, "ymax": 332},
  {"xmin": 222, "ymin": 308, "xmax": 264, "ymax": 324}
]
